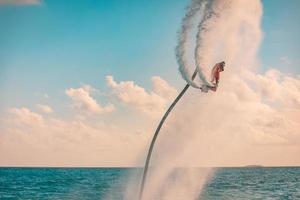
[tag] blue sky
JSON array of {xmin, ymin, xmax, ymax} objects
[
  {"xmin": 261, "ymin": 0, "xmax": 300, "ymax": 73},
  {"xmin": 0, "ymin": 0, "xmax": 299, "ymax": 112}
]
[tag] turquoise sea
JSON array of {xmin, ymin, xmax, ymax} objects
[{"xmin": 0, "ymin": 167, "xmax": 299, "ymax": 199}]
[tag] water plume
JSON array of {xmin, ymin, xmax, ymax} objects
[{"xmin": 129, "ymin": 0, "xmax": 263, "ymax": 199}]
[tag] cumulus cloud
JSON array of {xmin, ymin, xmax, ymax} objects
[
  {"xmin": 0, "ymin": 78, "xmax": 176, "ymax": 167},
  {"xmin": 239, "ymin": 69, "xmax": 300, "ymax": 111},
  {"xmin": 0, "ymin": 68, "xmax": 300, "ymax": 168},
  {"xmin": 9, "ymin": 107, "xmax": 44, "ymax": 126},
  {"xmin": 0, "ymin": 0, "xmax": 41, "ymax": 5},
  {"xmin": 151, "ymin": 76, "xmax": 177, "ymax": 101},
  {"xmin": 65, "ymin": 85, "xmax": 114, "ymax": 114},
  {"xmin": 106, "ymin": 75, "xmax": 177, "ymax": 116},
  {"xmin": 0, "ymin": 107, "xmax": 148, "ymax": 167},
  {"xmin": 37, "ymin": 104, "xmax": 53, "ymax": 114}
]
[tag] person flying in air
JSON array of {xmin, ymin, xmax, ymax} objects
[
  {"xmin": 200, "ymin": 61, "xmax": 225, "ymax": 92},
  {"xmin": 211, "ymin": 61, "xmax": 225, "ymax": 87}
]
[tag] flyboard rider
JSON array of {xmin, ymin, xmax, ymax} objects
[{"xmin": 201, "ymin": 61, "xmax": 225, "ymax": 92}]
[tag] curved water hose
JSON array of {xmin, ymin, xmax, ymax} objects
[{"xmin": 138, "ymin": 69, "xmax": 198, "ymax": 200}]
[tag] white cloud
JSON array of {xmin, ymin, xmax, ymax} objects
[
  {"xmin": 0, "ymin": 69, "xmax": 300, "ymax": 168},
  {"xmin": 106, "ymin": 75, "xmax": 177, "ymax": 116},
  {"xmin": 0, "ymin": 78, "xmax": 176, "ymax": 166},
  {"xmin": 0, "ymin": 107, "xmax": 148, "ymax": 167},
  {"xmin": 9, "ymin": 107, "xmax": 44, "ymax": 126},
  {"xmin": 280, "ymin": 56, "xmax": 291, "ymax": 65},
  {"xmin": 151, "ymin": 76, "xmax": 177, "ymax": 101},
  {"xmin": 37, "ymin": 104, "xmax": 53, "ymax": 114},
  {"xmin": 0, "ymin": 0, "xmax": 41, "ymax": 5},
  {"xmin": 245, "ymin": 69, "xmax": 300, "ymax": 109},
  {"xmin": 65, "ymin": 85, "xmax": 114, "ymax": 114}
]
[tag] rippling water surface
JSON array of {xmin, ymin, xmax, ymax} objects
[{"xmin": 0, "ymin": 167, "xmax": 299, "ymax": 199}]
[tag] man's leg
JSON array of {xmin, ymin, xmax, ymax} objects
[{"xmin": 215, "ymin": 78, "xmax": 219, "ymax": 86}]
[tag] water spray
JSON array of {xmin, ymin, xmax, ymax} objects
[{"xmin": 139, "ymin": 0, "xmax": 220, "ymax": 199}]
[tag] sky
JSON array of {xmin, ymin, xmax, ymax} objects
[{"xmin": 0, "ymin": 0, "xmax": 299, "ymax": 167}]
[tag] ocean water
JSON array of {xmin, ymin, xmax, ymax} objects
[{"xmin": 0, "ymin": 167, "xmax": 299, "ymax": 199}]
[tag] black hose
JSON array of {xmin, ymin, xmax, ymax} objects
[{"xmin": 138, "ymin": 69, "xmax": 198, "ymax": 200}]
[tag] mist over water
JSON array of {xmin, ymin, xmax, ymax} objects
[{"xmin": 1, "ymin": 167, "xmax": 299, "ymax": 199}]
